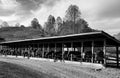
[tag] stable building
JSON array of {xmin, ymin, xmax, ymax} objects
[{"xmin": 0, "ymin": 31, "xmax": 120, "ymax": 67}]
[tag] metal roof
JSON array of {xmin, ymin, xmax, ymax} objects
[{"xmin": 0, "ymin": 31, "xmax": 120, "ymax": 45}]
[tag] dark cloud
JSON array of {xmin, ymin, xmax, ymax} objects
[
  {"xmin": 0, "ymin": 0, "xmax": 60, "ymax": 17},
  {"xmin": 17, "ymin": 0, "xmax": 42, "ymax": 11},
  {"xmin": 15, "ymin": 0, "xmax": 60, "ymax": 17},
  {"xmin": 0, "ymin": 0, "xmax": 61, "ymax": 23},
  {"xmin": 16, "ymin": 0, "xmax": 60, "ymax": 13}
]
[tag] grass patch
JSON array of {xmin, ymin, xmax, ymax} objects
[{"xmin": 0, "ymin": 61, "xmax": 58, "ymax": 78}]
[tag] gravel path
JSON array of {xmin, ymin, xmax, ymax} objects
[{"xmin": 0, "ymin": 56, "xmax": 120, "ymax": 78}]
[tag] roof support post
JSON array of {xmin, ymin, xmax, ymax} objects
[
  {"xmin": 48, "ymin": 43, "xmax": 50, "ymax": 53},
  {"xmin": 55, "ymin": 43, "xmax": 56, "ymax": 53},
  {"xmin": 103, "ymin": 39, "xmax": 106, "ymax": 65},
  {"xmin": 91, "ymin": 41, "xmax": 94, "ymax": 63},
  {"xmin": 54, "ymin": 43, "xmax": 56, "ymax": 59},
  {"xmin": 71, "ymin": 42, "xmax": 73, "ymax": 61},
  {"xmin": 62, "ymin": 43, "xmax": 64, "ymax": 61},
  {"xmin": 81, "ymin": 42, "xmax": 84, "ymax": 62},
  {"xmin": 36, "ymin": 44, "xmax": 39, "ymax": 57},
  {"xmin": 116, "ymin": 46, "xmax": 119, "ymax": 68},
  {"xmin": 42, "ymin": 44, "xmax": 44, "ymax": 58},
  {"xmin": 47, "ymin": 43, "xmax": 50, "ymax": 58}
]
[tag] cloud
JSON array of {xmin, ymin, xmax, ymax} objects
[
  {"xmin": 0, "ymin": 0, "xmax": 20, "ymax": 10},
  {"xmin": 0, "ymin": 0, "xmax": 61, "ymax": 25},
  {"xmin": 21, "ymin": 0, "xmax": 61, "ymax": 25},
  {"xmin": 0, "ymin": 14, "xmax": 20, "ymax": 21},
  {"xmin": 0, "ymin": 0, "xmax": 20, "ymax": 16},
  {"xmin": 0, "ymin": 0, "xmax": 120, "ymax": 35},
  {"xmin": 95, "ymin": 0, "xmax": 120, "ymax": 20}
]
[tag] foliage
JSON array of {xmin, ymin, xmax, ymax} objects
[
  {"xmin": 65, "ymin": 5, "xmax": 81, "ymax": 22},
  {"xmin": 1, "ymin": 21, "xmax": 9, "ymax": 28},
  {"xmin": 54, "ymin": 16, "xmax": 63, "ymax": 34},
  {"xmin": 0, "ymin": 27, "xmax": 44, "ymax": 41},
  {"xmin": 15, "ymin": 23, "xmax": 20, "ymax": 27},
  {"xmin": 31, "ymin": 18, "xmax": 42, "ymax": 29},
  {"xmin": 20, "ymin": 25, "xmax": 25, "ymax": 28},
  {"xmin": 44, "ymin": 15, "xmax": 56, "ymax": 36}
]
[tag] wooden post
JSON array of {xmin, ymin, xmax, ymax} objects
[
  {"xmin": 62, "ymin": 43, "xmax": 64, "ymax": 61},
  {"xmin": 103, "ymin": 39, "xmax": 106, "ymax": 65},
  {"xmin": 71, "ymin": 42, "xmax": 73, "ymax": 61},
  {"xmin": 37, "ymin": 44, "xmax": 39, "ymax": 57},
  {"xmin": 54, "ymin": 43, "xmax": 56, "ymax": 59},
  {"xmin": 48, "ymin": 43, "xmax": 50, "ymax": 53},
  {"xmin": 55, "ymin": 43, "xmax": 56, "ymax": 52},
  {"xmin": 91, "ymin": 41, "xmax": 94, "ymax": 63},
  {"xmin": 81, "ymin": 42, "xmax": 84, "ymax": 62},
  {"xmin": 116, "ymin": 46, "xmax": 119, "ymax": 67},
  {"xmin": 42, "ymin": 44, "xmax": 44, "ymax": 58}
]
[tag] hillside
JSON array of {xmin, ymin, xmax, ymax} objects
[
  {"xmin": 0, "ymin": 27, "xmax": 47, "ymax": 41},
  {"xmin": 0, "ymin": 24, "xmax": 96, "ymax": 42}
]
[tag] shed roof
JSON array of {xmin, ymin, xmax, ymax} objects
[{"xmin": 0, "ymin": 31, "xmax": 120, "ymax": 46}]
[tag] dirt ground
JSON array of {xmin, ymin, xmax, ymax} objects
[{"xmin": 0, "ymin": 56, "xmax": 120, "ymax": 78}]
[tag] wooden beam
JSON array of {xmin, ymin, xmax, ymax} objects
[{"xmin": 33, "ymin": 38, "xmax": 104, "ymax": 44}]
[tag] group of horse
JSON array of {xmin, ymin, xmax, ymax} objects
[{"xmin": 0, "ymin": 47, "xmax": 105, "ymax": 64}]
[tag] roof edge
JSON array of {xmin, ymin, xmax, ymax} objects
[{"xmin": 0, "ymin": 31, "xmax": 105, "ymax": 44}]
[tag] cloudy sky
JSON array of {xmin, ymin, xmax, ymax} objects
[{"xmin": 0, "ymin": 0, "xmax": 120, "ymax": 35}]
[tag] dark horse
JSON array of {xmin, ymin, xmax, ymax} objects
[
  {"xmin": 65, "ymin": 51, "xmax": 81, "ymax": 61},
  {"xmin": 84, "ymin": 51, "xmax": 92, "ymax": 62},
  {"xmin": 97, "ymin": 50, "xmax": 104, "ymax": 64}
]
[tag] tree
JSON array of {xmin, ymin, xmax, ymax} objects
[
  {"xmin": 55, "ymin": 16, "xmax": 63, "ymax": 33},
  {"xmin": 31, "ymin": 18, "xmax": 42, "ymax": 29},
  {"xmin": 64, "ymin": 5, "xmax": 81, "ymax": 33},
  {"xmin": 1, "ymin": 21, "xmax": 9, "ymax": 28},
  {"xmin": 47, "ymin": 15, "xmax": 55, "ymax": 24},
  {"xmin": 44, "ymin": 15, "xmax": 56, "ymax": 36},
  {"xmin": 75, "ymin": 18, "xmax": 96, "ymax": 33},
  {"xmin": 20, "ymin": 25, "xmax": 25, "ymax": 28},
  {"xmin": 15, "ymin": 23, "xmax": 20, "ymax": 27}
]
